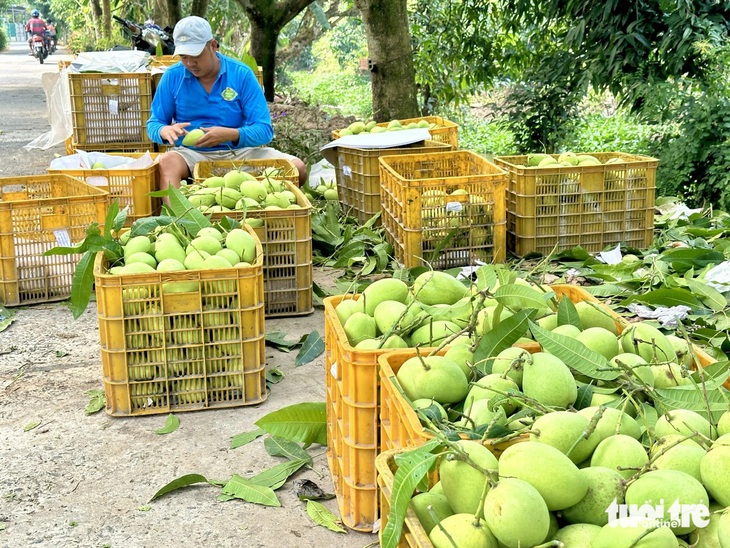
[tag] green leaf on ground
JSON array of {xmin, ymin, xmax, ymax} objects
[
  {"xmin": 295, "ymin": 331, "xmax": 324, "ymax": 366},
  {"xmin": 85, "ymin": 389, "xmax": 105, "ymax": 415},
  {"xmin": 220, "ymin": 474, "xmax": 281, "ymax": 506},
  {"xmin": 306, "ymin": 500, "xmax": 347, "ymax": 533},
  {"xmin": 266, "ymin": 368, "xmax": 285, "ymax": 384},
  {"xmin": 264, "ymin": 436, "xmax": 313, "ymax": 464},
  {"xmin": 23, "ymin": 420, "xmax": 41, "ymax": 432},
  {"xmin": 265, "ymin": 331, "xmax": 300, "ymax": 351},
  {"xmin": 248, "ymin": 459, "xmax": 308, "ymax": 490},
  {"xmin": 149, "ymin": 474, "xmax": 214, "ymax": 502},
  {"xmin": 0, "ymin": 304, "xmax": 16, "ymax": 332},
  {"xmin": 230, "ymin": 427, "xmax": 266, "ymax": 449},
  {"xmin": 255, "ymin": 402, "xmax": 327, "ymax": 446},
  {"xmin": 155, "ymin": 414, "xmax": 179, "ymax": 435}
]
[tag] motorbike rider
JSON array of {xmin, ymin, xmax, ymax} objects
[
  {"xmin": 46, "ymin": 20, "xmax": 57, "ymax": 51},
  {"xmin": 25, "ymin": 10, "xmax": 47, "ymax": 56}
]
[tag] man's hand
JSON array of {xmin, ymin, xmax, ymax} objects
[
  {"xmin": 161, "ymin": 122, "xmax": 191, "ymax": 146},
  {"xmin": 193, "ymin": 127, "xmax": 239, "ymax": 148}
]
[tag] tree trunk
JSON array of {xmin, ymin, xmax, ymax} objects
[
  {"xmin": 164, "ymin": 0, "xmax": 183, "ymax": 26},
  {"xmin": 354, "ymin": 0, "xmax": 418, "ymax": 121},
  {"xmin": 89, "ymin": 0, "xmax": 103, "ymax": 41},
  {"xmin": 238, "ymin": 0, "xmax": 314, "ymax": 101},
  {"xmin": 154, "ymin": 0, "xmax": 169, "ymax": 28},
  {"xmin": 190, "ymin": 0, "xmax": 209, "ymax": 18},
  {"xmin": 101, "ymin": 0, "xmax": 111, "ymax": 39}
]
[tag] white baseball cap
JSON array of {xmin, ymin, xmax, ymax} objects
[{"xmin": 173, "ymin": 16, "xmax": 213, "ymax": 56}]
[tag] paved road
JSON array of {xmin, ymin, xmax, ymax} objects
[{"xmin": 0, "ymin": 40, "xmax": 74, "ymax": 176}]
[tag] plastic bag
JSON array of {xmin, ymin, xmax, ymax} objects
[{"xmin": 24, "ymin": 70, "xmax": 73, "ymax": 151}]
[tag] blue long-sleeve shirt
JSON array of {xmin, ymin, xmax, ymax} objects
[{"xmin": 146, "ymin": 53, "xmax": 273, "ymax": 150}]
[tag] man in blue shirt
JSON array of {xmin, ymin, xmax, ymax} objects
[{"xmin": 146, "ymin": 16, "xmax": 306, "ymax": 195}]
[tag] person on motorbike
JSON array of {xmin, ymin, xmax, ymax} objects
[
  {"xmin": 46, "ymin": 20, "xmax": 57, "ymax": 52},
  {"xmin": 146, "ymin": 16, "xmax": 307, "ymax": 199},
  {"xmin": 26, "ymin": 10, "xmax": 47, "ymax": 56}
]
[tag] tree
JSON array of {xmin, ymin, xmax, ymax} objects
[
  {"xmin": 504, "ymin": 0, "xmax": 730, "ymax": 110},
  {"xmin": 354, "ymin": 0, "xmax": 418, "ymax": 121},
  {"xmin": 235, "ymin": 0, "xmax": 314, "ymax": 101}
]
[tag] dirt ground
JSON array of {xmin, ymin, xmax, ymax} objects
[{"xmin": 0, "ymin": 41, "xmax": 377, "ymax": 547}]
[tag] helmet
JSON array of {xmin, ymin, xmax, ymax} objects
[{"xmin": 31, "ymin": 10, "xmax": 40, "ymax": 17}]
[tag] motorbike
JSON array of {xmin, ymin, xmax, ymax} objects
[
  {"xmin": 31, "ymin": 34, "xmax": 48, "ymax": 64},
  {"xmin": 45, "ymin": 31, "xmax": 56, "ymax": 55},
  {"xmin": 113, "ymin": 15, "xmax": 175, "ymax": 56}
]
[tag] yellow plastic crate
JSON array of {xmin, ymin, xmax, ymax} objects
[
  {"xmin": 324, "ymin": 294, "xmax": 390, "ymax": 532},
  {"xmin": 332, "ymin": 116, "xmax": 459, "ymax": 148},
  {"xmin": 335, "ymin": 140, "xmax": 452, "ymax": 224},
  {"xmin": 379, "ymin": 150, "xmax": 507, "ymax": 269},
  {"xmin": 193, "ymin": 158, "xmax": 299, "ymax": 187},
  {"xmin": 0, "ymin": 174, "xmax": 108, "ymax": 306},
  {"xmin": 68, "ymin": 72, "xmax": 154, "ymax": 150},
  {"xmin": 185, "ymin": 176, "xmax": 312, "ymax": 318},
  {"xmin": 93, "ymin": 224, "xmax": 267, "ymax": 417},
  {"xmin": 493, "ymin": 152, "xmax": 658, "ymax": 257},
  {"xmin": 48, "ymin": 152, "xmax": 161, "ymax": 226}
]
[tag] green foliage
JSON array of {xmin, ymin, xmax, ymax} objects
[
  {"xmin": 0, "ymin": 26, "xmax": 7, "ymax": 51},
  {"xmin": 562, "ymin": 112, "xmax": 655, "ymax": 155},
  {"xmin": 454, "ymin": 114, "xmax": 516, "ymax": 157},
  {"xmin": 645, "ymin": 45, "xmax": 730, "ymax": 209},
  {"xmin": 287, "ymin": 70, "xmax": 372, "ymax": 119},
  {"xmin": 410, "ymin": 0, "xmax": 502, "ymax": 111},
  {"xmin": 66, "ymin": 31, "xmax": 118, "ymax": 54},
  {"xmin": 502, "ymin": 67, "xmax": 583, "ymax": 153},
  {"xmin": 269, "ymin": 109, "xmax": 332, "ymax": 167},
  {"xmin": 327, "ymin": 17, "xmax": 366, "ymax": 70},
  {"xmin": 506, "ymin": 0, "xmax": 730, "ymax": 110}
]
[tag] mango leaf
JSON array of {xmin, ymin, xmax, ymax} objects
[
  {"xmin": 639, "ymin": 402, "xmax": 659, "ymax": 431},
  {"xmin": 381, "ymin": 443, "xmax": 441, "ymax": 548},
  {"xmin": 155, "ymin": 413, "xmax": 180, "ymax": 435},
  {"xmin": 418, "ymin": 300, "xmax": 474, "ymax": 323},
  {"xmin": 265, "ymin": 331, "xmax": 300, "ymax": 351},
  {"xmin": 266, "ymin": 368, "xmax": 284, "ymax": 384},
  {"xmin": 685, "ymin": 278, "xmax": 728, "ymax": 312},
  {"xmin": 529, "ymin": 321, "xmax": 618, "ymax": 381},
  {"xmin": 582, "ymin": 284, "xmax": 631, "ymax": 298},
  {"xmin": 70, "ymin": 250, "xmax": 97, "ymax": 320},
  {"xmin": 129, "ymin": 215, "xmax": 173, "ymax": 237},
  {"xmin": 165, "ymin": 185, "xmax": 211, "ymax": 236},
  {"xmin": 306, "ymin": 500, "xmax": 346, "ymax": 533},
  {"xmin": 494, "ymin": 283, "xmax": 553, "ymax": 311},
  {"xmin": 622, "ymin": 287, "xmax": 704, "ymax": 309},
  {"xmin": 230, "ymin": 427, "xmax": 266, "ymax": 449},
  {"xmin": 84, "ymin": 389, "xmax": 105, "ymax": 415},
  {"xmin": 264, "ymin": 436, "xmax": 313, "ymax": 464},
  {"xmin": 220, "ymin": 474, "xmax": 281, "ymax": 506},
  {"xmin": 295, "ymin": 331, "xmax": 324, "ymax": 366},
  {"xmin": 149, "ymin": 473, "xmax": 215, "ymax": 502},
  {"xmin": 574, "ymin": 383, "xmax": 593, "ymax": 410},
  {"xmin": 557, "ymin": 297, "xmax": 581, "ymax": 329},
  {"xmin": 474, "ymin": 264, "xmax": 499, "ymax": 291},
  {"xmin": 473, "ymin": 309, "xmax": 534, "ymax": 373},
  {"xmin": 659, "ymin": 248, "xmax": 724, "ymax": 272},
  {"xmin": 255, "ymin": 402, "xmax": 327, "ymax": 446},
  {"xmin": 652, "ymin": 387, "xmax": 728, "ymax": 420},
  {"xmin": 249, "ymin": 459, "xmax": 309, "ymax": 490},
  {"xmin": 689, "ymin": 360, "xmax": 730, "ymax": 386}
]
